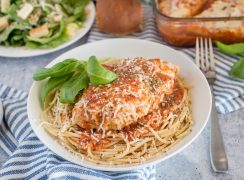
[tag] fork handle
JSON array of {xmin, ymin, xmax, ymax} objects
[{"xmin": 210, "ymin": 85, "xmax": 228, "ymax": 172}]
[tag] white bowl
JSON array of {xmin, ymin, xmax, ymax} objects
[{"xmin": 27, "ymin": 39, "xmax": 211, "ymax": 171}]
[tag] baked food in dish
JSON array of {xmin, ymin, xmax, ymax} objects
[
  {"xmin": 158, "ymin": 0, "xmax": 244, "ymax": 18},
  {"xmin": 196, "ymin": 0, "xmax": 244, "ymax": 17},
  {"xmin": 155, "ymin": 0, "xmax": 244, "ymax": 46},
  {"xmin": 158, "ymin": 0, "xmax": 207, "ymax": 17},
  {"xmin": 40, "ymin": 57, "xmax": 192, "ymax": 165},
  {"xmin": 96, "ymin": 0, "xmax": 143, "ymax": 35}
]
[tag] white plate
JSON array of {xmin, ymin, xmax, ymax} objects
[
  {"xmin": 0, "ymin": 2, "xmax": 95, "ymax": 58},
  {"xmin": 27, "ymin": 39, "xmax": 212, "ymax": 171}
]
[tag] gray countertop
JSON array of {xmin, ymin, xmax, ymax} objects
[{"xmin": 0, "ymin": 37, "xmax": 243, "ymax": 180}]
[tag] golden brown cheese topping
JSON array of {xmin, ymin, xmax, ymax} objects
[
  {"xmin": 158, "ymin": 0, "xmax": 207, "ymax": 17},
  {"xmin": 72, "ymin": 58, "xmax": 178, "ymax": 131},
  {"xmin": 197, "ymin": 0, "xmax": 244, "ymax": 18},
  {"xmin": 158, "ymin": 0, "xmax": 244, "ymax": 18}
]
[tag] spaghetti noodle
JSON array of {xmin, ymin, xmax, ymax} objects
[{"xmin": 41, "ymin": 58, "xmax": 192, "ymax": 165}]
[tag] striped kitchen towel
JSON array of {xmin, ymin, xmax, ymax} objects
[
  {"xmin": 88, "ymin": 5, "xmax": 244, "ymax": 114},
  {"xmin": 0, "ymin": 83, "xmax": 155, "ymax": 179}
]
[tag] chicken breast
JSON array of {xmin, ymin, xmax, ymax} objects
[{"xmin": 72, "ymin": 58, "xmax": 178, "ymax": 130}]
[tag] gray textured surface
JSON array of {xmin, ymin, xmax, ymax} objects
[{"xmin": 0, "ymin": 37, "xmax": 243, "ymax": 180}]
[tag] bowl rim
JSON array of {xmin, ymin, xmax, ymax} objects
[
  {"xmin": 153, "ymin": 0, "xmax": 244, "ymax": 22},
  {"xmin": 27, "ymin": 38, "xmax": 212, "ymax": 171}
]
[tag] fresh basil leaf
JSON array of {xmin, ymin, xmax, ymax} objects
[
  {"xmin": 59, "ymin": 70, "xmax": 89, "ymax": 104},
  {"xmin": 75, "ymin": 62, "xmax": 87, "ymax": 72},
  {"xmin": 37, "ymin": 56, "xmax": 117, "ymax": 105},
  {"xmin": 86, "ymin": 56, "xmax": 117, "ymax": 86},
  {"xmin": 40, "ymin": 74, "xmax": 72, "ymax": 107},
  {"xmin": 229, "ymin": 58, "xmax": 244, "ymax": 80},
  {"xmin": 33, "ymin": 59, "xmax": 80, "ymax": 81},
  {"xmin": 215, "ymin": 41, "xmax": 244, "ymax": 56}
]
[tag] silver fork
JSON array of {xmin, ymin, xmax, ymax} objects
[
  {"xmin": 0, "ymin": 99, "xmax": 3, "ymax": 121},
  {"xmin": 196, "ymin": 37, "xmax": 228, "ymax": 173}
]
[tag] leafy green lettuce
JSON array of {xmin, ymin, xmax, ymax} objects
[
  {"xmin": 0, "ymin": 23, "xmax": 27, "ymax": 46},
  {"xmin": 60, "ymin": 0, "xmax": 90, "ymax": 21},
  {"xmin": 26, "ymin": 19, "xmax": 69, "ymax": 49}
]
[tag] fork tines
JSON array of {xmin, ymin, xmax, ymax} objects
[{"xmin": 195, "ymin": 37, "xmax": 216, "ymax": 73}]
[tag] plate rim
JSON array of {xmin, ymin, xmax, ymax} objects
[
  {"xmin": 27, "ymin": 38, "xmax": 212, "ymax": 171},
  {"xmin": 0, "ymin": 2, "xmax": 95, "ymax": 58}
]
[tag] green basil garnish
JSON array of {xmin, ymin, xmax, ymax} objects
[
  {"xmin": 87, "ymin": 56, "xmax": 118, "ymax": 86},
  {"xmin": 33, "ymin": 59, "xmax": 80, "ymax": 81},
  {"xmin": 33, "ymin": 56, "xmax": 118, "ymax": 105},
  {"xmin": 229, "ymin": 58, "xmax": 244, "ymax": 80},
  {"xmin": 215, "ymin": 41, "xmax": 244, "ymax": 80},
  {"xmin": 59, "ymin": 70, "xmax": 89, "ymax": 104},
  {"xmin": 40, "ymin": 74, "xmax": 72, "ymax": 106},
  {"xmin": 215, "ymin": 41, "xmax": 244, "ymax": 56}
]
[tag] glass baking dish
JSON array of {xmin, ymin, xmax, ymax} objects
[{"xmin": 153, "ymin": 0, "xmax": 244, "ymax": 47}]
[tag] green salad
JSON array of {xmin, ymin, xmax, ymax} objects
[{"xmin": 0, "ymin": 0, "xmax": 90, "ymax": 49}]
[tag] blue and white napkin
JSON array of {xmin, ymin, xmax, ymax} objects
[
  {"xmin": 0, "ymin": 83, "xmax": 155, "ymax": 179},
  {"xmin": 88, "ymin": 5, "xmax": 244, "ymax": 114}
]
